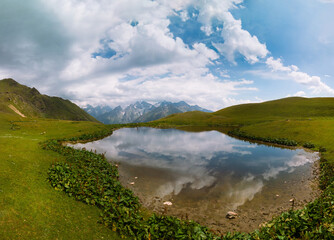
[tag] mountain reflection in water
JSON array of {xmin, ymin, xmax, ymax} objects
[{"xmin": 71, "ymin": 127, "xmax": 318, "ymax": 210}]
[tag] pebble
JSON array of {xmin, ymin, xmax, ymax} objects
[
  {"xmin": 163, "ymin": 201, "xmax": 172, "ymax": 206},
  {"xmin": 226, "ymin": 211, "xmax": 238, "ymax": 219}
]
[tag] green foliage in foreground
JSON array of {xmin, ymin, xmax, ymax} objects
[
  {"xmin": 43, "ymin": 132, "xmax": 215, "ymax": 239},
  {"xmin": 251, "ymin": 157, "xmax": 334, "ymax": 239},
  {"xmin": 44, "ymin": 129, "xmax": 334, "ymax": 239}
]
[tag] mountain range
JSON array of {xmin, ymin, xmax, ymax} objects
[{"xmin": 83, "ymin": 101, "xmax": 211, "ymax": 124}]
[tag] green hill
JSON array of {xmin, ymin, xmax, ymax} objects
[
  {"xmin": 214, "ymin": 97, "xmax": 334, "ymax": 119},
  {"xmin": 0, "ymin": 78, "xmax": 98, "ymax": 122},
  {"xmin": 153, "ymin": 97, "xmax": 334, "ymax": 127}
]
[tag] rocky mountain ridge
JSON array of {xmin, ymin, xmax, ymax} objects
[{"xmin": 84, "ymin": 101, "xmax": 211, "ymax": 124}]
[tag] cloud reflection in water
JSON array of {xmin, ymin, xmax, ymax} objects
[{"xmin": 72, "ymin": 128, "xmax": 319, "ymax": 208}]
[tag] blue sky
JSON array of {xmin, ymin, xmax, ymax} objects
[{"xmin": 0, "ymin": 0, "xmax": 334, "ymax": 110}]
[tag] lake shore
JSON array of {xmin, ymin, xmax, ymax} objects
[{"xmin": 119, "ymin": 155, "xmax": 320, "ymax": 234}]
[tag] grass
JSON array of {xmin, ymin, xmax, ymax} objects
[
  {"xmin": 0, "ymin": 113, "xmax": 122, "ymax": 239},
  {"xmin": 238, "ymin": 119, "xmax": 334, "ymax": 162},
  {"xmin": 152, "ymin": 97, "xmax": 334, "ymax": 163},
  {"xmin": 0, "ymin": 78, "xmax": 98, "ymax": 122},
  {"xmin": 2, "ymin": 96, "xmax": 334, "ymax": 239},
  {"xmin": 153, "ymin": 97, "xmax": 334, "ymax": 127}
]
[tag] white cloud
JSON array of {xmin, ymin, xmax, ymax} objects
[
  {"xmin": 2, "ymin": 0, "xmax": 327, "ymax": 111},
  {"xmin": 67, "ymin": 73, "xmax": 257, "ymax": 111},
  {"xmin": 286, "ymin": 91, "xmax": 306, "ymax": 97},
  {"xmin": 184, "ymin": 0, "xmax": 269, "ymax": 64},
  {"xmin": 212, "ymin": 12, "xmax": 269, "ymax": 64},
  {"xmin": 179, "ymin": 10, "xmax": 189, "ymax": 22},
  {"xmin": 4, "ymin": 0, "xmax": 259, "ymax": 110},
  {"xmin": 266, "ymin": 57, "xmax": 334, "ymax": 95}
]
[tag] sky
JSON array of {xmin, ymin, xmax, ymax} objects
[{"xmin": 0, "ymin": 0, "xmax": 334, "ymax": 111}]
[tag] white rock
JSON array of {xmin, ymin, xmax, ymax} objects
[
  {"xmin": 226, "ymin": 211, "xmax": 238, "ymax": 219},
  {"xmin": 163, "ymin": 201, "xmax": 172, "ymax": 206}
]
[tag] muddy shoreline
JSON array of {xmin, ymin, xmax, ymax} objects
[{"xmin": 119, "ymin": 158, "xmax": 320, "ymax": 234}]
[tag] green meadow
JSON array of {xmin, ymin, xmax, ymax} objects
[
  {"xmin": 0, "ymin": 113, "xmax": 122, "ymax": 240},
  {"xmin": 1, "ymin": 96, "xmax": 334, "ymax": 239}
]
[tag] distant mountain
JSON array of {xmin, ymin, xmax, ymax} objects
[
  {"xmin": 83, "ymin": 104, "xmax": 113, "ymax": 118},
  {"xmin": 86, "ymin": 100, "xmax": 211, "ymax": 124},
  {"xmin": 97, "ymin": 106, "xmax": 125, "ymax": 124},
  {"xmin": 0, "ymin": 78, "xmax": 98, "ymax": 122},
  {"xmin": 135, "ymin": 101, "xmax": 211, "ymax": 123},
  {"xmin": 123, "ymin": 101, "xmax": 156, "ymax": 123},
  {"xmin": 134, "ymin": 102, "xmax": 182, "ymax": 123},
  {"xmin": 95, "ymin": 101, "xmax": 155, "ymax": 124}
]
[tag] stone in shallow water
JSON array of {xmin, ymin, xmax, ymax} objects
[{"xmin": 226, "ymin": 211, "xmax": 238, "ymax": 219}]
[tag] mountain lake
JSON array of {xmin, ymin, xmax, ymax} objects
[{"xmin": 70, "ymin": 127, "xmax": 320, "ymax": 233}]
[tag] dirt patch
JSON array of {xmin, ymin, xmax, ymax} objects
[{"xmin": 8, "ymin": 104, "xmax": 26, "ymax": 118}]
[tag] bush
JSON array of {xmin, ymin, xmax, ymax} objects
[{"xmin": 303, "ymin": 142, "xmax": 315, "ymax": 149}]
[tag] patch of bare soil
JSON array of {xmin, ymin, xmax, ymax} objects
[{"xmin": 8, "ymin": 104, "xmax": 26, "ymax": 117}]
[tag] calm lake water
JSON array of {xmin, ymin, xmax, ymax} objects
[{"xmin": 72, "ymin": 127, "xmax": 319, "ymax": 232}]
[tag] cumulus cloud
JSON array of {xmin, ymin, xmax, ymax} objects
[
  {"xmin": 66, "ymin": 73, "xmax": 256, "ymax": 111},
  {"xmin": 0, "ymin": 0, "xmax": 266, "ymax": 110},
  {"xmin": 191, "ymin": 0, "xmax": 269, "ymax": 64},
  {"xmin": 0, "ymin": 0, "xmax": 72, "ymax": 86},
  {"xmin": 266, "ymin": 57, "xmax": 334, "ymax": 95},
  {"xmin": 212, "ymin": 12, "xmax": 268, "ymax": 64},
  {"xmin": 0, "ymin": 0, "xmax": 329, "ymax": 110}
]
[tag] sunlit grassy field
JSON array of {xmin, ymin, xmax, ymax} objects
[
  {"xmin": 1, "ymin": 96, "xmax": 334, "ymax": 239},
  {"xmin": 0, "ymin": 113, "xmax": 121, "ymax": 240}
]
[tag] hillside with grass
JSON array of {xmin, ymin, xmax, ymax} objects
[
  {"xmin": 1, "ymin": 95, "xmax": 334, "ymax": 239},
  {"xmin": 153, "ymin": 97, "xmax": 334, "ymax": 126},
  {"xmin": 153, "ymin": 97, "xmax": 334, "ymax": 162},
  {"xmin": 0, "ymin": 78, "xmax": 98, "ymax": 122}
]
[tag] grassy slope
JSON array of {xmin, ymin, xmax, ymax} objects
[
  {"xmin": 240, "ymin": 119, "xmax": 334, "ymax": 162},
  {"xmin": 153, "ymin": 97, "xmax": 334, "ymax": 162},
  {"xmin": 153, "ymin": 97, "xmax": 334, "ymax": 126},
  {"xmin": 0, "ymin": 78, "xmax": 98, "ymax": 122},
  {"xmin": 0, "ymin": 113, "xmax": 121, "ymax": 240}
]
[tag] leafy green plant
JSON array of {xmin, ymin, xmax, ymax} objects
[
  {"xmin": 43, "ymin": 129, "xmax": 334, "ymax": 239},
  {"xmin": 303, "ymin": 142, "xmax": 315, "ymax": 149}
]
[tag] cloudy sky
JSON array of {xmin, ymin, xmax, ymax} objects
[{"xmin": 1, "ymin": 0, "xmax": 334, "ymax": 110}]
